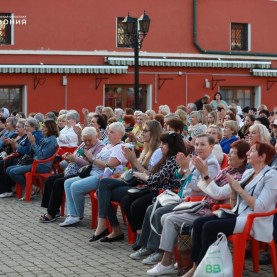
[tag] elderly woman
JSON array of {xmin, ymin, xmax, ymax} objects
[
  {"xmin": 102, "ymin": 107, "xmax": 114, "ymax": 120},
  {"xmin": 59, "ymin": 122, "xmax": 128, "ymax": 227},
  {"xmin": 114, "ymin": 108, "xmax": 124, "ymax": 122},
  {"xmin": 184, "ymin": 142, "xmax": 277, "ymax": 277},
  {"xmin": 6, "ymin": 119, "xmax": 58, "ymax": 194},
  {"xmin": 91, "ymin": 120, "xmax": 163, "ymax": 243},
  {"xmin": 0, "ymin": 119, "xmax": 28, "ymax": 198},
  {"xmin": 247, "ymin": 123, "xmax": 271, "ymax": 146},
  {"xmin": 188, "ymin": 111, "xmax": 207, "ymax": 140},
  {"xmin": 125, "ymin": 112, "xmax": 148, "ymax": 154},
  {"xmin": 57, "ymin": 114, "xmax": 67, "ymax": 131},
  {"xmin": 145, "ymin": 109, "xmax": 156, "ymax": 120},
  {"xmin": 0, "ymin": 117, "xmax": 18, "ymax": 151},
  {"xmin": 219, "ymin": 120, "xmax": 239, "ymax": 154},
  {"xmin": 158, "ymin": 105, "xmax": 171, "ymax": 116},
  {"xmin": 57, "ymin": 110, "xmax": 80, "ymax": 147},
  {"xmin": 39, "ymin": 127, "xmax": 104, "ymax": 222},
  {"xmin": 206, "ymin": 125, "xmax": 224, "ymax": 165},
  {"xmin": 90, "ymin": 114, "xmax": 107, "ymax": 140},
  {"xmin": 146, "ymin": 139, "xmax": 249, "ymax": 275}
]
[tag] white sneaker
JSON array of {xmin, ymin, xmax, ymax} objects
[
  {"xmin": 147, "ymin": 262, "xmax": 177, "ymax": 276},
  {"xmin": 0, "ymin": 192, "xmax": 13, "ymax": 198},
  {"xmin": 59, "ymin": 216, "xmax": 80, "ymax": 227},
  {"xmin": 130, "ymin": 247, "xmax": 153, "ymax": 260},
  {"xmin": 142, "ymin": 252, "xmax": 163, "ymax": 265}
]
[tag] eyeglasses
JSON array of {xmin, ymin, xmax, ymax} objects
[{"xmin": 142, "ymin": 129, "xmax": 150, "ymax": 133}]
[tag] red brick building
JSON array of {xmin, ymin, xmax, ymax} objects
[{"xmin": 1, "ymin": 0, "xmax": 277, "ymax": 117}]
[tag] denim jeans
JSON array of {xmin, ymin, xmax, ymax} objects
[
  {"xmin": 6, "ymin": 164, "xmax": 50, "ymax": 187},
  {"xmin": 64, "ymin": 174, "xmax": 101, "ymax": 218}
]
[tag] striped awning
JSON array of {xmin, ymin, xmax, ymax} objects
[
  {"xmin": 106, "ymin": 57, "xmax": 271, "ymax": 69},
  {"xmin": 0, "ymin": 65, "xmax": 128, "ymax": 74},
  {"xmin": 252, "ymin": 69, "xmax": 277, "ymax": 77}
]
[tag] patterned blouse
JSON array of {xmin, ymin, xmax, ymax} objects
[
  {"xmin": 146, "ymin": 155, "xmax": 181, "ymax": 191},
  {"xmin": 196, "ymin": 165, "xmax": 246, "ymax": 216}
]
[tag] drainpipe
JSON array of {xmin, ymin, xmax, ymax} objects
[{"xmin": 193, "ymin": 0, "xmax": 277, "ymax": 57}]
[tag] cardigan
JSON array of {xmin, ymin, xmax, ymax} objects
[{"xmin": 232, "ymin": 166, "xmax": 277, "ymax": 242}]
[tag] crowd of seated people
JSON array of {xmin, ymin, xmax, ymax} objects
[{"xmin": 1, "ymin": 98, "xmax": 277, "ymax": 275}]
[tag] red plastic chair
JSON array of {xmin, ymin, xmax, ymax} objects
[
  {"xmin": 52, "ymin": 146, "xmax": 78, "ymax": 174},
  {"xmin": 16, "ymin": 146, "xmax": 60, "ymax": 202},
  {"xmin": 220, "ymin": 153, "xmax": 229, "ymax": 170},
  {"xmin": 228, "ymin": 207, "xmax": 277, "ymax": 277},
  {"xmin": 89, "ymin": 191, "xmax": 136, "ymax": 244}
]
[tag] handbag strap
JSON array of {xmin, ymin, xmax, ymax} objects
[
  {"xmin": 177, "ymin": 168, "xmax": 195, "ymax": 197},
  {"xmin": 149, "ymin": 193, "xmax": 165, "ymax": 236}
]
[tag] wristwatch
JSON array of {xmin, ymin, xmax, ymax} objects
[
  {"xmin": 91, "ymin": 156, "xmax": 96, "ymax": 163},
  {"xmin": 203, "ymin": 175, "xmax": 210, "ymax": 181},
  {"xmin": 182, "ymin": 168, "xmax": 189, "ymax": 174}
]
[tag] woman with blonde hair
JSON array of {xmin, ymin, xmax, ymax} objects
[
  {"xmin": 175, "ymin": 109, "xmax": 188, "ymax": 136},
  {"xmin": 126, "ymin": 113, "xmax": 148, "ymax": 155},
  {"xmin": 188, "ymin": 111, "xmax": 207, "ymax": 139},
  {"xmin": 219, "ymin": 120, "xmax": 239, "ymax": 154},
  {"xmin": 158, "ymin": 105, "xmax": 170, "ymax": 116},
  {"xmin": 206, "ymin": 125, "xmax": 224, "ymax": 164},
  {"xmin": 102, "ymin": 107, "xmax": 114, "ymax": 120},
  {"xmin": 247, "ymin": 123, "xmax": 271, "ymax": 146},
  {"xmin": 207, "ymin": 110, "xmax": 219, "ymax": 127}
]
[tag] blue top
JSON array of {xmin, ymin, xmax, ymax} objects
[
  {"xmin": 31, "ymin": 134, "xmax": 58, "ymax": 170},
  {"xmin": 17, "ymin": 130, "xmax": 44, "ymax": 155},
  {"xmin": 32, "ymin": 134, "xmax": 58, "ymax": 160},
  {"xmin": 0, "ymin": 130, "xmax": 17, "ymax": 149},
  {"xmin": 219, "ymin": 135, "xmax": 239, "ymax": 154}
]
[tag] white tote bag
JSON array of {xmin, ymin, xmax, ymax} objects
[{"xmin": 193, "ymin": 233, "xmax": 233, "ymax": 277}]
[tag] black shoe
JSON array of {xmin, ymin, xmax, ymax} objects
[
  {"xmin": 260, "ymin": 252, "xmax": 271, "ymax": 265},
  {"xmin": 100, "ymin": 233, "xmax": 124, "ymax": 242},
  {"xmin": 89, "ymin": 229, "xmax": 109, "ymax": 242}
]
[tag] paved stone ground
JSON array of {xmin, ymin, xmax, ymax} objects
[{"xmin": 0, "ymin": 195, "xmax": 275, "ymax": 276}]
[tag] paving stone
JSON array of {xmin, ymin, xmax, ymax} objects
[{"xmin": 0, "ymin": 195, "xmax": 275, "ymax": 276}]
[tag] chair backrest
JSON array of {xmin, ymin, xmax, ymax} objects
[
  {"xmin": 31, "ymin": 146, "xmax": 60, "ymax": 173},
  {"xmin": 57, "ymin": 146, "xmax": 78, "ymax": 156},
  {"xmin": 221, "ymin": 153, "xmax": 229, "ymax": 170}
]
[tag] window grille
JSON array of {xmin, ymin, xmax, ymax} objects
[
  {"xmin": 231, "ymin": 23, "xmax": 248, "ymax": 51},
  {"xmin": 117, "ymin": 17, "xmax": 132, "ymax": 48}
]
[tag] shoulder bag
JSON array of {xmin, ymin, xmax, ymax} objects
[
  {"xmin": 150, "ymin": 190, "xmax": 181, "ymax": 235},
  {"xmin": 121, "ymin": 169, "xmax": 142, "ymax": 187},
  {"xmin": 77, "ymin": 164, "xmax": 92, "ymax": 178}
]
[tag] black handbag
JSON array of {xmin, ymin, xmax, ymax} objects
[
  {"xmin": 78, "ymin": 164, "xmax": 92, "ymax": 178},
  {"xmin": 121, "ymin": 169, "xmax": 141, "ymax": 187},
  {"xmin": 127, "ymin": 186, "xmax": 151, "ymax": 199},
  {"xmin": 17, "ymin": 154, "xmax": 34, "ymax": 165}
]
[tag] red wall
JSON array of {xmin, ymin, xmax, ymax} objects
[{"xmin": 1, "ymin": 0, "xmax": 277, "ymax": 115}]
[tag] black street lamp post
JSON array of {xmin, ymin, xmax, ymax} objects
[{"xmin": 122, "ymin": 12, "xmax": 150, "ymax": 110}]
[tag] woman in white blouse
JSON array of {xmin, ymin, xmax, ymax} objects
[{"xmin": 57, "ymin": 110, "xmax": 81, "ymax": 147}]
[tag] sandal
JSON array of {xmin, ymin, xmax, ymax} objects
[{"xmin": 39, "ymin": 214, "xmax": 57, "ymax": 223}]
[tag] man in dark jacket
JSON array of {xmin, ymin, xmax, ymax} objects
[{"xmin": 194, "ymin": 94, "xmax": 210, "ymax": 110}]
